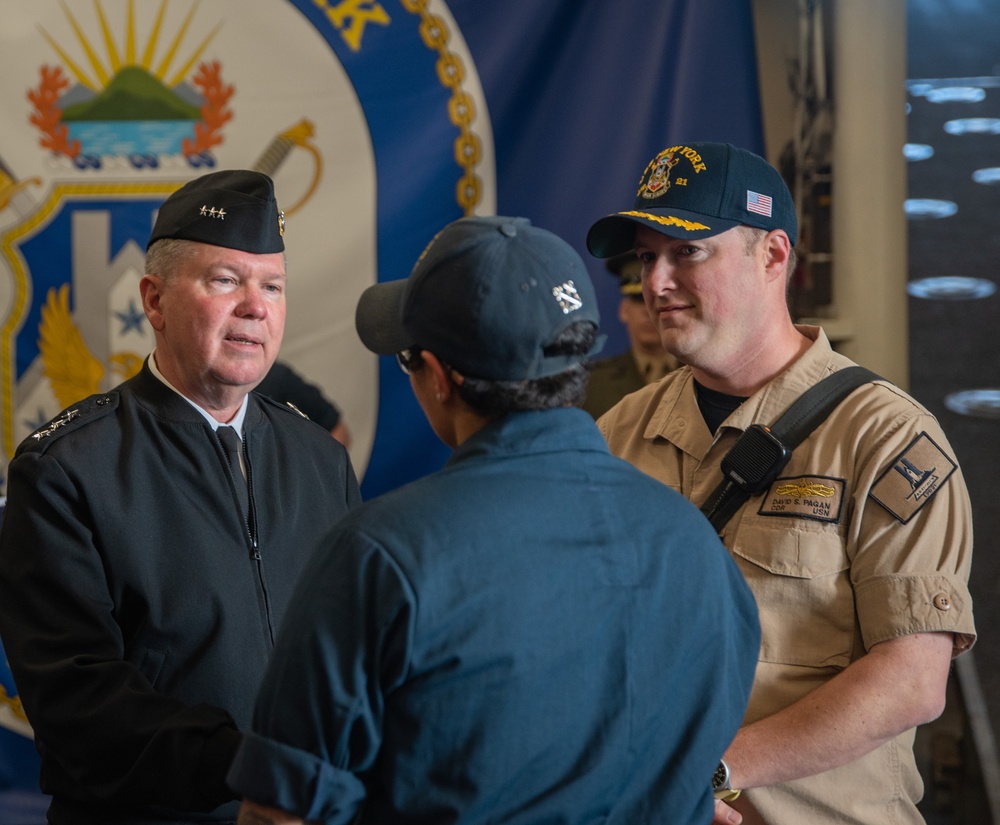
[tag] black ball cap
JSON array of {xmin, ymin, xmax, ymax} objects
[{"xmin": 146, "ymin": 169, "xmax": 285, "ymax": 253}]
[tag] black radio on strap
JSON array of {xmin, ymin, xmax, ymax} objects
[{"xmin": 699, "ymin": 366, "xmax": 882, "ymax": 533}]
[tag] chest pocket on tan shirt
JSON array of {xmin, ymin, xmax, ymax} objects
[{"xmin": 727, "ymin": 515, "xmax": 854, "ymax": 670}]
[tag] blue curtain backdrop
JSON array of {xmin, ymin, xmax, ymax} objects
[
  {"xmin": 0, "ymin": 2, "xmax": 762, "ymax": 819},
  {"xmin": 360, "ymin": 0, "xmax": 765, "ymax": 497}
]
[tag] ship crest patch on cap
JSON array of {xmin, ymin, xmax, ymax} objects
[
  {"xmin": 638, "ymin": 145, "xmax": 709, "ymax": 201},
  {"xmin": 639, "ymin": 150, "xmax": 680, "ymax": 199}
]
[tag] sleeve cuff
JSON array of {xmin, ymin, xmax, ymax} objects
[
  {"xmin": 226, "ymin": 731, "xmax": 367, "ymax": 823},
  {"xmin": 856, "ymin": 573, "xmax": 977, "ymax": 654}
]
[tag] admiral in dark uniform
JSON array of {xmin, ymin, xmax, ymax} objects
[{"xmin": 0, "ymin": 171, "xmax": 361, "ymax": 825}]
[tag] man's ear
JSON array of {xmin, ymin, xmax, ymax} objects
[
  {"xmin": 139, "ymin": 275, "xmax": 166, "ymax": 332},
  {"xmin": 762, "ymin": 230, "xmax": 792, "ymax": 285}
]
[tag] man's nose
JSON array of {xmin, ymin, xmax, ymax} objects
[
  {"xmin": 235, "ymin": 285, "xmax": 267, "ymax": 318},
  {"xmin": 644, "ymin": 257, "xmax": 677, "ymax": 293}
]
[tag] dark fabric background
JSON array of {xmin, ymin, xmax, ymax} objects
[{"xmin": 906, "ymin": 0, "xmax": 1000, "ymax": 772}]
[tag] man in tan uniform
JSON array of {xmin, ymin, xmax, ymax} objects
[{"xmin": 586, "ymin": 142, "xmax": 976, "ymax": 825}]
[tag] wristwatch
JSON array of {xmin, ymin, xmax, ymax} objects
[{"xmin": 712, "ymin": 759, "xmax": 742, "ymax": 802}]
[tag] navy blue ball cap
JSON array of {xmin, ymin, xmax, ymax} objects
[
  {"xmin": 356, "ymin": 216, "xmax": 605, "ymax": 381},
  {"xmin": 146, "ymin": 169, "xmax": 285, "ymax": 253},
  {"xmin": 586, "ymin": 142, "xmax": 797, "ymax": 258}
]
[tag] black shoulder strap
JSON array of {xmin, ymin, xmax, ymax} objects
[
  {"xmin": 769, "ymin": 366, "xmax": 882, "ymax": 445},
  {"xmin": 699, "ymin": 366, "xmax": 882, "ymax": 533}
]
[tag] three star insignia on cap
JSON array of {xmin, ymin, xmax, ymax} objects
[{"xmin": 198, "ymin": 205, "xmax": 227, "ymax": 219}]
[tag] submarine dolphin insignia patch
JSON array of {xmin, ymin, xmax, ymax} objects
[{"xmin": 758, "ymin": 475, "xmax": 846, "ymax": 523}]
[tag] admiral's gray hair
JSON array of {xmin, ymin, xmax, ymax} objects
[
  {"xmin": 145, "ymin": 238, "xmax": 287, "ymax": 284},
  {"xmin": 145, "ymin": 238, "xmax": 202, "ymax": 284}
]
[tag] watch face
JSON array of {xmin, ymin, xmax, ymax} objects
[{"xmin": 712, "ymin": 761, "xmax": 729, "ymax": 791}]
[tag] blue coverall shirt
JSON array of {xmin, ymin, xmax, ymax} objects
[{"xmin": 228, "ymin": 407, "xmax": 760, "ymax": 824}]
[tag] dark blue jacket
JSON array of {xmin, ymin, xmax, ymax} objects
[
  {"xmin": 229, "ymin": 408, "xmax": 759, "ymax": 824},
  {"xmin": 0, "ymin": 363, "xmax": 361, "ymax": 825}
]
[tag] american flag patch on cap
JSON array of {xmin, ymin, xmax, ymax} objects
[{"xmin": 746, "ymin": 190, "xmax": 773, "ymax": 217}]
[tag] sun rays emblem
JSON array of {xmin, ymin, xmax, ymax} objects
[{"xmin": 28, "ymin": 0, "xmax": 234, "ymax": 171}]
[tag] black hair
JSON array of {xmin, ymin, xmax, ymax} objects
[{"xmin": 455, "ymin": 321, "xmax": 597, "ymax": 416}]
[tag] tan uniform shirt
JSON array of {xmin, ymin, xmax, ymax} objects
[{"xmin": 598, "ymin": 326, "xmax": 976, "ymax": 825}]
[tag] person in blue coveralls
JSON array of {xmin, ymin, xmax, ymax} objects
[{"xmin": 227, "ymin": 215, "xmax": 761, "ymax": 825}]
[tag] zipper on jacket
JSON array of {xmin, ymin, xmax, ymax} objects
[{"xmin": 242, "ymin": 437, "xmax": 260, "ymax": 559}]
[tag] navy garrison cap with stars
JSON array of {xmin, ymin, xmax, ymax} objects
[{"xmin": 146, "ymin": 169, "xmax": 285, "ymax": 253}]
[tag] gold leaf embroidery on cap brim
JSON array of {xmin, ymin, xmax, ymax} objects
[{"xmin": 618, "ymin": 211, "xmax": 710, "ymax": 232}]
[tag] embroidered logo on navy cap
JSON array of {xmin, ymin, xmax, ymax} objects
[
  {"xmin": 552, "ymin": 280, "xmax": 583, "ymax": 314},
  {"xmin": 640, "ymin": 151, "xmax": 680, "ymax": 199}
]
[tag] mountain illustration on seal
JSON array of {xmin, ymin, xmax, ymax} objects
[
  {"xmin": 60, "ymin": 66, "xmax": 201, "ymax": 122},
  {"xmin": 29, "ymin": 0, "xmax": 234, "ymax": 165}
]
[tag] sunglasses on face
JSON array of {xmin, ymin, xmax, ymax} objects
[{"xmin": 395, "ymin": 348, "xmax": 424, "ymax": 375}]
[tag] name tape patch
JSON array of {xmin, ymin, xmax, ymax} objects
[{"xmin": 758, "ymin": 475, "xmax": 846, "ymax": 523}]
